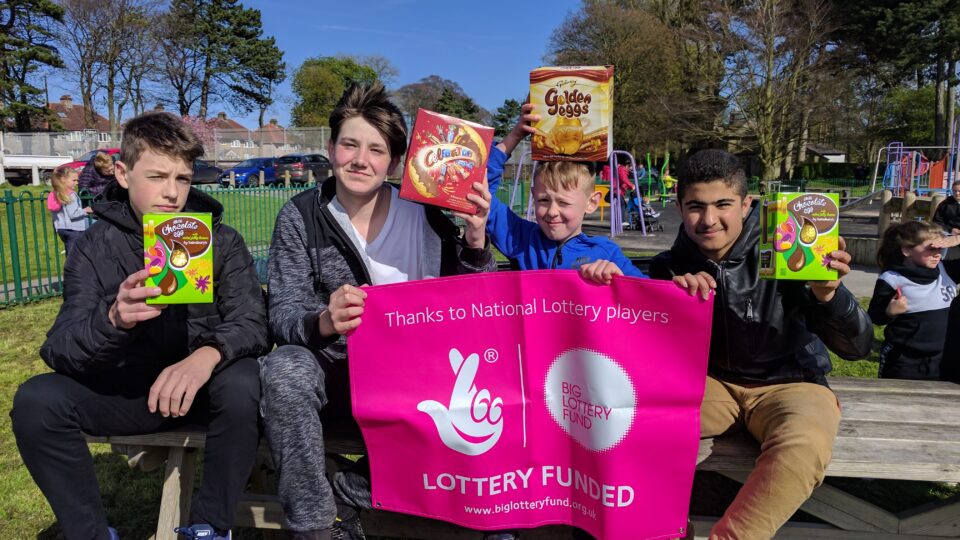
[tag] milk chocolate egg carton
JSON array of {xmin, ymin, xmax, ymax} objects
[
  {"xmin": 759, "ymin": 193, "xmax": 839, "ymax": 281},
  {"xmin": 144, "ymin": 213, "xmax": 214, "ymax": 304}
]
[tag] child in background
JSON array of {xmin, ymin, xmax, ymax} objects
[
  {"xmin": 47, "ymin": 165, "xmax": 90, "ymax": 255},
  {"xmin": 641, "ymin": 195, "xmax": 661, "ymax": 219},
  {"xmin": 868, "ymin": 220, "xmax": 960, "ymax": 380},
  {"xmin": 486, "ymin": 103, "xmax": 646, "ymax": 283},
  {"xmin": 78, "ymin": 151, "xmax": 116, "ymax": 204}
]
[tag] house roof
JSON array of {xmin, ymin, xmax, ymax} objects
[
  {"xmin": 208, "ymin": 112, "xmax": 250, "ymax": 133},
  {"xmin": 253, "ymin": 119, "xmax": 286, "ymax": 144},
  {"xmin": 46, "ymin": 95, "xmax": 110, "ymax": 132}
]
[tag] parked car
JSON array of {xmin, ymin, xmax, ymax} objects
[
  {"xmin": 274, "ymin": 153, "xmax": 331, "ymax": 183},
  {"xmin": 63, "ymin": 148, "xmax": 121, "ymax": 173},
  {"xmin": 218, "ymin": 157, "xmax": 276, "ymax": 187},
  {"xmin": 192, "ymin": 159, "xmax": 223, "ymax": 184}
]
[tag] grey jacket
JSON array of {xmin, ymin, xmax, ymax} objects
[{"xmin": 52, "ymin": 192, "xmax": 89, "ymax": 232}]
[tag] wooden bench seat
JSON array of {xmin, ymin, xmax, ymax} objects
[{"xmin": 87, "ymin": 378, "xmax": 960, "ymax": 539}]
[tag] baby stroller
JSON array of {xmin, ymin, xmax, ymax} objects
[{"xmin": 626, "ymin": 193, "xmax": 664, "ymax": 232}]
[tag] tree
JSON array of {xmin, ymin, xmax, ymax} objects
[
  {"xmin": 115, "ymin": 6, "xmax": 161, "ymax": 118},
  {"xmin": 492, "ymin": 98, "xmax": 522, "ymax": 138},
  {"xmin": 878, "ymin": 86, "xmax": 937, "ymax": 147},
  {"xmin": 58, "ymin": 0, "xmax": 104, "ymax": 129},
  {"xmin": 547, "ymin": 1, "xmax": 683, "ymax": 155},
  {"xmin": 99, "ymin": 0, "xmax": 154, "ymax": 133},
  {"xmin": 433, "ymin": 87, "xmax": 482, "ymax": 122},
  {"xmin": 229, "ymin": 35, "xmax": 285, "ymax": 127},
  {"xmin": 158, "ymin": 0, "xmax": 284, "ymax": 119},
  {"xmin": 290, "ymin": 56, "xmax": 377, "ymax": 127},
  {"xmin": 0, "ymin": 0, "xmax": 64, "ymax": 132},
  {"xmin": 837, "ymin": 0, "xmax": 960, "ymax": 150},
  {"xmin": 393, "ymin": 75, "xmax": 472, "ymax": 122},
  {"xmin": 711, "ymin": 0, "xmax": 840, "ymax": 180},
  {"xmin": 352, "ymin": 54, "xmax": 398, "ymax": 87}
]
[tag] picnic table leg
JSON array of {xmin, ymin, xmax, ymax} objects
[{"xmin": 155, "ymin": 446, "xmax": 198, "ymax": 540}]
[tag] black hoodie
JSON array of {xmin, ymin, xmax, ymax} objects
[
  {"xmin": 650, "ymin": 200, "xmax": 873, "ymax": 385},
  {"xmin": 39, "ymin": 186, "xmax": 270, "ymax": 376}
]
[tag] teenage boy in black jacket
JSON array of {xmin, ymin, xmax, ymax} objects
[
  {"xmin": 650, "ymin": 150, "xmax": 873, "ymax": 539},
  {"xmin": 11, "ymin": 112, "xmax": 269, "ymax": 540}
]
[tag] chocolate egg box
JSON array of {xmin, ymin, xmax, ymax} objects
[
  {"xmin": 144, "ymin": 213, "xmax": 214, "ymax": 304},
  {"xmin": 529, "ymin": 66, "xmax": 614, "ymax": 162},
  {"xmin": 759, "ymin": 193, "xmax": 839, "ymax": 281}
]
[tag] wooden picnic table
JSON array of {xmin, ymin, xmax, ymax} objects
[{"xmin": 86, "ymin": 377, "xmax": 960, "ymax": 539}]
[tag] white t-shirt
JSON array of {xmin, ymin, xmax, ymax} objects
[{"xmin": 332, "ymin": 188, "xmax": 425, "ymax": 285}]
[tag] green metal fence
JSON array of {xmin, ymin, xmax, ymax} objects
[
  {"xmin": 748, "ymin": 178, "xmax": 875, "ymax": 198},
  {"xmin": 0, "ymin": 179, "xmax": 535, "ymax": 307},
  {"xmin": 0, "ymin": 184, "xmax": 311, "ymax": 307},
  {"xmin": 0, "ymin": 190, "xmax": 68, "ymax": 305}
]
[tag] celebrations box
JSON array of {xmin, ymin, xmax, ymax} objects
[
  {"xmin": 759, "ymin": 193, "xmax": 839, "ymax": 281},
  {"xmin": 530, "ymin": 65, "xmax": 614, "ymax": 162},
  {"xmin": 144, "ymin": 213, "xmax": 214, "ymax": 304},
  {"xmin": 400, "ymin": 109, "xmax": 494, "ymax": 214}
]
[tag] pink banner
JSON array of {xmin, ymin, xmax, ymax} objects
[{"xmin": 348, "ymin": 271, "xmax": 711, "ymax": 539}]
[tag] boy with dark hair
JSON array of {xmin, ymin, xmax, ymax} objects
[
  {"xmin": 11, "ymin": 111, "xmax": 269, "ymax": 540},
  {"xmin": 651, "ymin": 149, "xmax": 873, "ymax": 539},
  {"xmin": 259, "ymin": 83, "xmax": 496, "ymax": 539},
  {"xmin": 486, "ymin": 103, "xmax": 646, "ymax": 282}
]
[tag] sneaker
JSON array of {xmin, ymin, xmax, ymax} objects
[
  {"xmin": 483, "ymin": 533, "xmax": 519, "ymax": 540},
  {"xmin": 331, "ymin": 512, "xmax": 365, "ymax": 540},
  {"xmin": 174, "ymin": 524, "xmax": 231, "ymax": 539},
  {"xmin": 108, "ymin": 527, "xmax": 120, "ymax": 540}
]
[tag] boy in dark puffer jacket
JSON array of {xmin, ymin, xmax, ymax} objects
[
  {"xmin": 11, "ymin": 112, "xmax": 269, "ymax": 540},
  {"xmin": 650, "ymin": 149, "xmax": 873, "ymax": 539}
]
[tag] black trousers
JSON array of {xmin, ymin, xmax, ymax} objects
[
  {"xmin": 57, "ymin": 229, "xmax": 85, "ymax": 256},
  {"xmin": 10, "ymin": 357, "xmax": 260, "ymax": 540}
]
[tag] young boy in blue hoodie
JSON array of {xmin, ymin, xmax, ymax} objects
[{"xmin": 485, "ymin": 104, "xmax": 646, "ymax": 282}]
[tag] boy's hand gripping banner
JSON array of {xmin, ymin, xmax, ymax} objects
[{"xmin": 348, "ymin": 271, "xmax": 712, "ymax": 540}]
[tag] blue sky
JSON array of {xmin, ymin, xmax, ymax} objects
[{"xmin": 50, "ymin": 0, "xmax": 582, "ymax": 128}]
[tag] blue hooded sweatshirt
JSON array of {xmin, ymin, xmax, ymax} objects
[{"xmin": 485, "ymin": 145, "xmax": 646, "ymax": 277}]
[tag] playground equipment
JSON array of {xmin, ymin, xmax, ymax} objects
[
  {"xmin": 876, "ymin": 189, "xmax": 946, "ymax": 237},
  {"xmin": 634, "ymin": 152, "xmax": 673, "ymax": 206},
  {"xmin": 874, "ymin": 142, "xmax": 944, "ymax": 196},
  {"xmin": 508, "ymin": 150, "xmax": 535, "ymax": 221},
  {"xmin": 872, "ymin": 115, "xmax": 960, "ymax": 196}
]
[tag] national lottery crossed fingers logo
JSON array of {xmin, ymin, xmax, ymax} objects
[
  {"xmin": 417, "ymin": 348, "xmax": 505, "ymax": 456},
  {"xmin": 418, "ymin": 346, "xmax": 638, "ymax": 455}
]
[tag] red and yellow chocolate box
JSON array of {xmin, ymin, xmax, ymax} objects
[
  {"xmin": 530, "ymin": 66, "xmax": 614, "ymax": 162},
  {"xmin": 400, "ymin": 109, "xmax": 494, "ymax": 214}
]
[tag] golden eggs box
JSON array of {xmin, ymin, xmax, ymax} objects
[
  {"xmin": 144, "ymin": 213, "xmax": 214, "ymax": 304},
  {"xmin": 529, "ymin": 65, "xmax": 614, "ymax": 162},
  {"xmin": 759, "ymin": 193, "xmax": 839, "ymax": 281},
  {"xmin": 400, "ymin": 109, "xmax": 494, "ymax": 214}
]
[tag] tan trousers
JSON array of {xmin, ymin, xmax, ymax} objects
[{"xmin": 702, "ymin": 377, "xmax": 841, "ymax": 540}]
